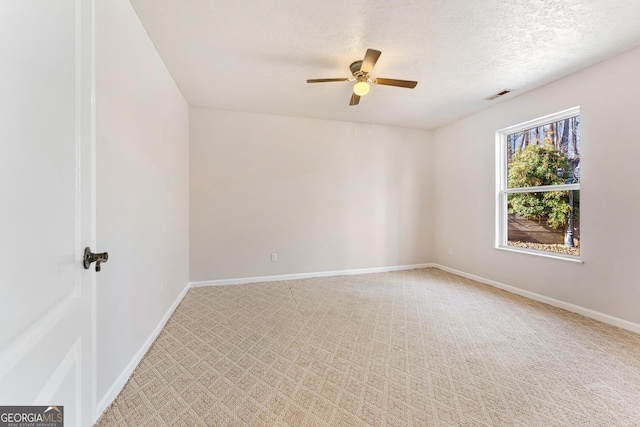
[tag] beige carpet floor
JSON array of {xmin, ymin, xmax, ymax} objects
[{"xmin": 95, "ymin": 268, "xmax": 640, "ymax": 426}]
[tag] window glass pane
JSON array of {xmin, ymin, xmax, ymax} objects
[
  {"xmin": 507, "ymin": 116, "xmax": 580, "ymax": 188},
  {"xmin": 507, "ymin": 190, "xmax": 580, "ymax": 256}
]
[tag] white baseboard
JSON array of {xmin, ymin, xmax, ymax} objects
[
  {"xmin": 432, "ymin": 264, "xmax": 640, "ymax": 335},
  {"xmin": 190, "ymin": 263, "xmax": 435, "ymax": 287},
  {"xmin": 94, "ymin": 282, "xmax": 191, "ymax": 420}
]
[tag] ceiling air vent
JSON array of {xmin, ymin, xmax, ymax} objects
[{"xmin": 485, "ymin": 89, "xmax": 512, "ymax": 101}]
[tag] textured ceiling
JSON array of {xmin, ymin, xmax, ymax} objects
[{"xmin": 129, "ymin": 0, "xmax": 640, "ymax": 129}]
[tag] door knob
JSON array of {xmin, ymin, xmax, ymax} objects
[{"xmin": 83, "ymin": 247, "xmax": 109, "ymax": 272}]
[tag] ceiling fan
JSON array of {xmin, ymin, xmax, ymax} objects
[{"xmin": 307, "ymin": 48, "xmax": 418, "ymax": 106}]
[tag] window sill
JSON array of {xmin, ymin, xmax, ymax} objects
[{"xmin": 495, "ymin": 245, "xmax": 584, "ymax": 264}]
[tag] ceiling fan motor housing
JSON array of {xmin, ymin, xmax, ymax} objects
[{"xmin": 350, "ymin": 60, "xmax": 367, "ymax": 80}]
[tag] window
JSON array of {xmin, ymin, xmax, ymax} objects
[{"xmin": 496, "ymin": 107, "xmax": 580, "ymax": 260}]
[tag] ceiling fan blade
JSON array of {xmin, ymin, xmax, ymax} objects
[
  {"xmin": 307, "ymin": 78, "xmax": 350, "ymax": 83},
  {"xmin": 349, "ymin": 93, "xmax": 360, "ymax": 106},
  {"xmin": 373, "ymin": 78, "xmax": 418, "ymax": 88},
  {"xmin": 360, "ymin": 49, "xmax": 381, "ymax": 74}
]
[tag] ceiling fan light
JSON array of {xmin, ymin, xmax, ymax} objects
[{"xmin": 353, "ymin": 81, "xmax": 370, "ymax": 96}]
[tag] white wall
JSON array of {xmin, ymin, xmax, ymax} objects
[
  {"xmin": 190, "ymin": 109, "xmax": 432, "ymax": 282},
  {"xmin": 95, "ymin": 0, "xmax": 189, "ymax": 408},
  {"xmin": 433, "ymin": 46, "xmax": 640, "ymax": 325}
]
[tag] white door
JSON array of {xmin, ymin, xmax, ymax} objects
[{"xmin": 0, "ymin": 1, "xmax": 96, "ymax": 426}]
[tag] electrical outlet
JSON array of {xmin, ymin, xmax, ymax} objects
[
  {"xmin": 447, "ymin": 248, "xmax": 453, "ymax": 256},
  {"xmin": 271, "ymin": 253, "xmax": 277, "ymax": 262},
  {"xmin": 160, "ymin": 282, "xmax": 164, "ymax": 296}
]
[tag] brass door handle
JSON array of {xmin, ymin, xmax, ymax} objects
[{"xmin": 83, "ymin": 247, "xmax": 109, "ymax": 272}]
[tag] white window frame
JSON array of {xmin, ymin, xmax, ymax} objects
[{"xmin": 495, "ymin": 106, "xmax": 582, "ymax": 262}]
